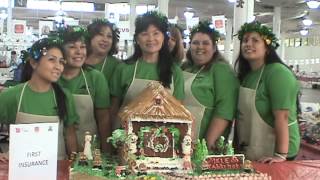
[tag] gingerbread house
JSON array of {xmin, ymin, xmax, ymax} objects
[{"xmin": 118, "ymin": 82, "xmax": 195, "ymax": 173}]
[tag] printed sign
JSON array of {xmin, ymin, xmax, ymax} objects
[
  {"xmin": 8, "ymin": 123, "xmax": 59, "ymax": 180},
  {"xmin": 202, "ymin": 154, "xmax": 244, "ymax": 170},
  {"xmin": 212, "ymin": 15, "xmax": 226, "ymax": 35},
  {"xmin": 39, "ymin": 20, "xmax": 54, "ymax": 38}
]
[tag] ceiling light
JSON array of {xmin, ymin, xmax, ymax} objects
[
  {"xmin": 228, "ymin": 0, "xmax": 236, "ymax": 2},
  {"xmin": 300, "ymin": 29, "xmax": 309, "ymax": 36},
  {"xmin": 302, "ymin": 19, "xmax": 313, "ymax": 26},
  {"xmin": 306, "ymin": 0, "xmax": 320, "ymax": 9}
]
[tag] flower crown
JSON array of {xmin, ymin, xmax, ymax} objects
[
  {"xmin": 91, "ymin": 18, "xmax": 120, "ymax": 40},
  {"xmin": 49, "ymin": 25, "xmax": 89, "ymax": 44},
  {"xmin": 190, "ymin": 20, "xmax": 220, "ymax": 42},
  {"xmin": 237, "ymin": 21, "xmax": 279, "ymax": 49},
  {"xmin": 23, "ymin": 38, "xmax": 63, "ymax": 62}
]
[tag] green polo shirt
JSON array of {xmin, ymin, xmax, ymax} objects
[
  {"xmin": 0, "ymin": 83, "xmax": 79, "ymax": 126},
  {"xmin": 58, "ymin": 67, "xmax": 110, "ymax": 108},
  {"xmin": 110, "ymin": 59, "xmax": 185, "ymax": 101},
  {"xmin": 91, "ymin": 55, "xmax": 120, "ymax": 83},
  {"xmin": 184, "ymin": 61, "xmax": 239, "ymax": 139}
]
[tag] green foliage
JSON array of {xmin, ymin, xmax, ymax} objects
[
  {"xmin": 190, "ymin": 20, "xmax": 220, "ymax": 42},
  {"xmin": 168, "ymin": 125, "xmax": 180, "ymax": 148},
  {"xmin": 48, "ymin": 25, "xmax": 89, "ymax": 44},
  {"xmin": 225, "ymin": 141, "xmax": 234, "ymax": 155},
  {"xmin": 215, "ymin": 136, "xmax": 225, "ymax": 155},
  {"xmin": 237, "ymin": 21, "xmax": 279, "ymax": 49},
  {"xmin": 107, "ymin": 129, "xmax": 126, "ymax": 148},
  {"xmin": 192, "ymin": 139, "xmax": 209, "ymax": 173}
]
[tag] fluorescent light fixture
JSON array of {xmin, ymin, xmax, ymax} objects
[
  {"xmin": 27, "ymin": 0, "xmax": 60, "ymax": 10},
  {"xmin": 27, "ymin": 0, "xmax": 94, "ymax": 11},
  {"xmin": 228, "ymin": 0, "xmax": 237, "ymax": 3},
  {"xmin": 302, "ymin": 19, "xmax": 313, "ymax": 26},
  {"xmin": 300, "ymin": 29, "xmax": 309, "ymax": 36},
  {"xmin": 61, "ymin": 2, "xmax": 94, "ymax": 12},
  {"xmin": 306, "ymin": 0, "xmax": 320, "ymax": 9}
]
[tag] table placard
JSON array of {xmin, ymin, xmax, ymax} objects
[
  {"xmin": 8, "ymin": 123, "xmax": 59, "ymax": 180},
  {"xmin": 202, "ymin": 154, "xmax": 244, "ymax": 170}
]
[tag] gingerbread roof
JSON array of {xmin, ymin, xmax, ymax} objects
[{"xmin": 119, "ymin": 82, "xmax": 194, "ymax": 123}]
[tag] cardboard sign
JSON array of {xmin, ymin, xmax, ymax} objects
[
  {"xmin": 202, "ymin": 154, "xmax": 244, "ymax": 170},
  {"xmin": 8, "ymin": 123, "xmax": 59, "ymax": 180}
]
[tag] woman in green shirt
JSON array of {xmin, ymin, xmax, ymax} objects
[
  {"xmin": 85, "ymin": 19, "xmax": 121, "ymax": 83},
  {"xmin": 182, "ymin": 21, "xmax": 239, "ymax": 149},
  {"xmin": 0, "ymin": 38, "xmax": 79, "ymax": 161},
  {"xmin": 234, "ymin": 21, "xmax": 300, "ymax": 163},
  {"xmin": 110, "ymin": 11, "xmax": 185, "ymax": 130},
  {"xmin": 54, "ymin": 27, "xmax": 112, "ymax": 154}
]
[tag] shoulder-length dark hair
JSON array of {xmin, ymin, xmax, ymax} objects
[
  {"xmin": 21, "ymin": 38, "xmax": 67, "ymax": 120},
  {"xmin": 126, "ymin": 11, "xmax": 173, "ymax": 88},
  {"xmin": 87, "ymin": 20, "xmax": 119, "ymax": 56}
]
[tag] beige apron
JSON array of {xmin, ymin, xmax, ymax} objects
[
  {"xmin": 113, "ymin": 61, "xmax": 173, "ymax": 130},
  {"xmin": 100, "ymin": 57, "xmax": 107, "ymax": 72},
  {"xmin": 183, "ymin": 67, "xmax": 212, "ymax": 141},
  {"xmin": 237, "ymin": 66, "xmax": 297, "ymax": 160},
  {"xmin": 16, "ymin": 83, "xmax": 66, "ymax": 160},
  {"xmin": 73, "ymin": 68, "xmax": 97, "ymax": 151}
]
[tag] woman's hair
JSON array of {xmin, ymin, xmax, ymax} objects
[
  {"xmin": 168, "ymin": 25, "xmax": 185, "ymax": 63},
  {"xmin": 60, "ymin": 26, "xmax": 87, "ymax": 45},
  {"xmin": 127, "ymin": 11, "xmax": 173, "ymax": 88},
  {"xmin": 87, "ymin": 19, "xmax": 119, "ymax": 56},
  {"xmin": 184, "ymin": 21, "xmax": 225, "ymax": 70},
  {"xmin": 21, "ymin": 38, "xmax": 67, "ymax": 120}
]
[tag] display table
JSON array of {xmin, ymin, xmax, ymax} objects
[
  {"xmin": 1, "ymin": 160, "xmax": 320, "ymax": 180},
  {"xmin": 253, "ymin": 160, "xmax": 320, "ymax": 180}
]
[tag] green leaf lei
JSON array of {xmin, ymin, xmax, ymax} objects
[
  {"xmin": 190, "ymin": 20, "xmax": 220, "ymax": 42},
  {"xmin": 49, "ymin": 25, "xmax": 89, "ymax": 44},
  {"xmin": 237, "ymin": 21, "xmax": 280, "ymax": 49},
  {"xmin": 135, "ymin": 11, "xmax": 169, "ymax": 30}
]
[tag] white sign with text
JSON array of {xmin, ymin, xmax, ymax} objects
[{"xmin": 9, "ymin": 123, "xmax": 59, "ymax": 180}]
